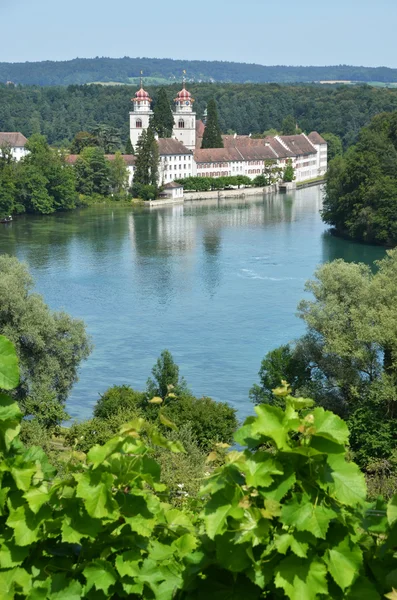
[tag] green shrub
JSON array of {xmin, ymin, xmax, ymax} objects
[
  {"xmin": 93, "ymin": 384, "xmax": 145, "ymax": 420},
  {"xmin": 162, "ymin": 395, "xmax": 237, "ymax": 451}
]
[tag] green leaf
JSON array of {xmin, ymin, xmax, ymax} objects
[
  {"xmin": 50, "ymin": 574, "xmax": 83, "ymax": 600},
  {"xmin": 11, "ymin": 465, "xmax": 36, "ymax": 491},
  {"xmin": 0, "ymin": 568, "xmax": 31, "ymax": 600},
  {"xmin": 387, "ymin": 496, "xmax": 397, "ymax": 527},
  {"xmin": 203, "ymin": 502, "xmax": 232, "ymax": 539},
  {"xmin": 275, "ymin": 556, "xmax": 328, "ymax": 600},
  {"xmin": 216, "ymin": 532, "xmax": 251, "ymax": 572},
  {"xmin": 150, "ymin": 430, "xmax": 184, "ymax": 452},
  {"xmin": 346, "ymin": 576, "xmax": 380, "ymax": 599},
  {"xmin": 252, "ymin": 404, "xmax": 290, "ymax": 449},
  {"xmin": 0, "ymin": 393, "xmax": 21, "ymax": 422},
  {"xmin": 6, "ymin": 504, "xmax": 45, "ymax": 546},
  {"xmin": 149, "ymin": 396, "xmax": 163, "ymax": 404},
  {"xmin": 326, "ymin": 455, "xmax": 366, "ymax": 506},
  {"xmin": 274, "ymin": 533, "xmax": 309, "ymax": 558},
  {"xmin": 159, "ymin": 410, "xmax": 177, "ymax": 430},
  {"xmin": 241, "ymin": 451, "xmax": 283, "ymax": 488},
  {"xmin": 312, "ymin": 407, "xmax": 349, "ymax": 445},
  {"xmin": 281, "ymin": 496, "xmax": 336, "ymax": 539},
  {"xmin": 325, "ymin": 536, "xmax": 363, "ymax": 591},
  {"xmin": 172, "ymin": 533, "xmax": 198, "ymax": 557},
  {"xmin": 0, "ymin": 541, "xmax": 29, "ymax": 568},
  {"xmin": 115, "ymin": 549, "xmax": 142, "ymax": 578},
  {"xmin": 0, "ymin": 336, "xmax": 19, "ymax": 390},
  {"xmin": 76, "ymin": 471, "xmax": 118, "ymax": 519},
  {"xmin": 84, "ymin": 560, "xmax": 117, "ymax": 594},
  {"xmin": 23, "ymin": 485, "xmax": 50, "ymax": 514}
]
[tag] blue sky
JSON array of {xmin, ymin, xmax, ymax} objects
[{"xmin": 1, "ymin": 0, "xmax": 396, "ymax": 66}]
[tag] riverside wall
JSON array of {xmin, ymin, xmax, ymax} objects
[{"xmin": 184, "ymin": 184, "xmax": 278, "ymax": 201}]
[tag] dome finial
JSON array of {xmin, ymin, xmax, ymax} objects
[
  {"xmin": 140, "ymin": 69, "xmax": 143, "ymax": 89},
  {"xmin": 182, "ymin": 69, "xmax": 186, "ymax": 88}
]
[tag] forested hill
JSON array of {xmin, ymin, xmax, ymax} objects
[
  {"xmin": 2, "ymin": 82, "xmax": 397, "ymax": 147},
  {"xmin": 2, "ymin": 57, "xmax": 397, "ymax": 86}
]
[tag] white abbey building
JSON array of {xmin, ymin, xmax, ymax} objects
[
  {"xmin": 129, "ymin": 81, "xmax": 328, "ymax": 186},
  {"xmin": 130, "ymin": 83, "xmax": 196, "ymax": 151}
]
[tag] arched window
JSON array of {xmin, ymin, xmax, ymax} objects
[
  {"xmin": 178, "ymin": 119, "xmax": 185, "ymax": 129},
  {"xmin": 136, "ymin": 119, "xmax": 142, "ymax": 129}
]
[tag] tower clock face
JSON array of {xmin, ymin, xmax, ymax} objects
[{"xmin": 185, "ymin": 101, "xmax": 190, "ymax": 106}]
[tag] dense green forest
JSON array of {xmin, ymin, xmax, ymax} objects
[
  {"xmin": 3, "ymin": 82, "xmax": 397, "ymax": 148},
  {"xmin": 323, "ymin": 111, "xmax": 397, "ymax": 244},
  {"xmin": 2, "ymin": 56, "xmax": 397, "ymax": 85}
]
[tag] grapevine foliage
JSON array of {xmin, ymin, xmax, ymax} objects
[{"xmin": 0, "ymin": 338, "xmax": 396, "ymax": 599}]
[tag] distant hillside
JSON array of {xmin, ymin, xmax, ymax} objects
[{"xmin": 1, "ymin": 57, "xmax": 397, "ymax": 86}]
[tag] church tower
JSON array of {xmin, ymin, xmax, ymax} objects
[
  {"xmin": 129, "ymin": 80, "xmax": 153, "ymax": 150},
  {"xmin": 172, "ymin": 82, "xmax": 196, "ymax": 150}
]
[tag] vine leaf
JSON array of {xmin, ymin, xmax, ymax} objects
[
  {"xmin": 50, "ymin": 574, "xmax": 83, "ymax": 600},
  {"xmin": 387, "ymin": 496, "xmax": 397, "ymax": 527},
  {"xmin": 274, "ymin": 556, "xmax": 328, "ymax": 600},
  {"xmin": 281, "ymin": 496, "xmax": 336, "ymax": 539},
  {"xmin": 326, "ymin": 455, "xmax": 366, "ymax": 506},
  {"xmin": 0, "ymin": 336, "xmax": 19, "ymax": 390},
  {"xmin": 324, "ymin": 536, "xmax": 363, "ymax": 590},
  {"xmin": 311, "ymin": 407, "xmax": 349, "ymax": 445},
  {"xmin": 252, "ymin": 405, "xmax": 290, "ymax": 449},
  {"xmin": 76, "ymin": 471, "xmax": 118, "ymax": 519},
  {"xmin": 83, "ymin": 560, "xmax": 117, "ymax": 594}
]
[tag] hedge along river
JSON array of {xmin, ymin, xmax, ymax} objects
[{"xmin": 0, "ymin": 186, "xmax": 386, "ymax": 422}]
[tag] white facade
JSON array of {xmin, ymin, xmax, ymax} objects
[
  {"xmin": 172, "ymin": 87, "xmax": 196, "ymax": 151},
  {"xmin": 0, "ymin": 132, "xmax": 29, "ymax": 161},
  {"xmin": 129, "ymin": 88, "xmax": 153, "ymax": 150}
]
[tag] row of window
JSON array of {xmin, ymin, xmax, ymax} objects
[
  {"xmin": 164, "ymin": 164, "xmax": 188, "ymax": 170},
  {"xmin": 134, "ymin": 119, "xmax": 188, "ymax": 129},
  {"xmin": 163, "ymin": 155, "xmax": 191, "ymax": 161}
]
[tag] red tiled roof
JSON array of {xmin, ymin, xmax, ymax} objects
[
  {"xmin": 0, "ymin": 132, "xmax": 28, "ymax": 147},
  {"xmin": 308, "ymin": 132, "xmax": 327, "ymax": 145},
  {"xmin": 158, "ymin": 138, "xmax": 192, "ymax": 155},
  {"xmin": 66, "ymin": 154, "xmax": 136, "ymax": 166},
  {"xmin": 278, "ymin": 135, "xmax": 317, "ymax": 156}
]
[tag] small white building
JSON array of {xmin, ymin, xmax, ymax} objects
[
  {"xmin": 0, "ymin": 132, "xmax": 29, "ymax": 161},
  {"xmin": 158, "ymin": 138, "xmax": 194, "ymax": 184},
  {"xmin": 159, "ymin": 181, "xmax": 184, "ymax": 200}
]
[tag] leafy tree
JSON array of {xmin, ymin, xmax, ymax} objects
[
  {"xmin": 283, "ymin": 159, "xmax": 295, "ymax": 182},
  {"xmin": 0, "ymin": 255, "xmax": 91, "ymax": 425},
  {"xmin": 250, "ymin": 344, "xmax": 311, "ymax": 406},
  {"xmin": 0, "ymin": 161, "xmax": 16, "ymax": 216},
  {"xmin": 125, "ymin": 137, "xmax": 134, "ymax": 154},
  {"xmin": 281, "ymin": 114, "xmax": 297, "ymax": 135},
  {"xmin": 146, "ymin": 350, "xmax": 188, "ymax": 399},
  {"xmin": 109, "ymin": 151, "xmax": 129, "ymax": 195},
  {"xmin": 94, "ymin": 385, "xmax": 145, "ymax": 420},
  {"xmin": 70, "ymin": 131, "xmax": 99, "ymax": 154},
  {"xmin": 323, "ymin": 111, "xmax": 397, "ymax": 244},
  {"xmin": 201, "ymin": 98, "xmax": 224, "ymax": 148},
  {"xmin": 150, "ymin": 87, "xmax": 174, "ymax": 138},
  {"xmin": 134, "ymin": 127, "xmax": 159, "ymax": 191},
  {"xmin": 321, "ymin": 132, "xmax": 343, "ymax": 161},
  {"xmin": 91, "ymin": 123, "xmax": 121, "ymax": 153},
  {"xmin": 75, "ymin": 146, "xmax": 111, "ymax": 196}
]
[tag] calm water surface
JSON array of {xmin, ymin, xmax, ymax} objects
[{"xmin": 0, "ymin": 187, "xmax": 385, "ymax": 421}]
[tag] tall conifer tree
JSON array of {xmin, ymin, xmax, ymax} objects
[
  {"xmin": 201, "ymin": 98, "xmax": 223, "ymax": 149},
  {"xmin": 150, "ymin": 88, "xmax": 174, "ymax": 138},
  {"xmin": 134, "ymin": 128, "xmax": 159, "ymax": 187}
]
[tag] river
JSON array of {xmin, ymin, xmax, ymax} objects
[{"xmin": 0, "ymin": 186, "xmax": 386, "ymax": 421}]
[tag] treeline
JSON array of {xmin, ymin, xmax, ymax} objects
[
  {"xmin": 0, "ymin": 135, "xmax": 130, "ymax": 216},
  {"xmin": 3, "ymin": 82, "xmax": 397, "ymax": 148},
  {"xmin": 2, "ymin": 56, "xmax": 397, "ymax": 85},
  {"xmin": 323, "ymin": 110, "xmax": 397, "ymax": 245}
]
